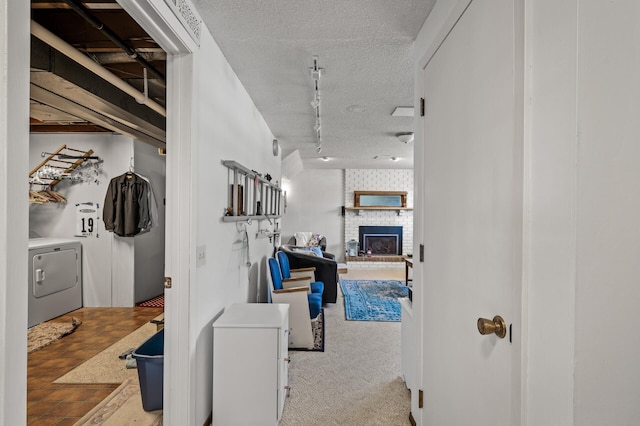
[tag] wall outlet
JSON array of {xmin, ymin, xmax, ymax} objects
[{"xmin": 196, "ymin": 245, "xmax": 206, "ymax": 267}]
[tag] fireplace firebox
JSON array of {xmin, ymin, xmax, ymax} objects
[{"xmin": 359, "ymin": 226, "xmax": 403, "ymax": 255}]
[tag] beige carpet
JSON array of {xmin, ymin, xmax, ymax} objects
[
  {"xmin": 279, "ymin": 268, "xmax": 412, "ymax": 425},
  {"xmin": 74, "ymin": 378, "xmax": 163, "ymax": 425},
  {"xmin": 28, "ymin": 317, "xmax": 81, "ymax": 353},
  {"xmin": 55, "ymin": 315, "xmax": 162, "ymax": 384}
]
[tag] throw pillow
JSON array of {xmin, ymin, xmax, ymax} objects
[
  {"xmin": 306, "ymin": 233, "xmax": 324, "ymax": 248},
  {"xmin": 294, "ymin": 231, "xmax": 312, "ymax": 247}
]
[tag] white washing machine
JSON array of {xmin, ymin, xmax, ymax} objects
[{"xmin": 28, "ymin": 238, "xmax": 82, "ymax": 328}]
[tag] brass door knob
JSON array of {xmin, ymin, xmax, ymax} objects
[{"xmin": 477, "ymin": 315, "xmax": 507, "ymax": 338}]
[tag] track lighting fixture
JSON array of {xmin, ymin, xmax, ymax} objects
[
  {"xmin": 310, "ymin": 55, "xmax": 323, "ymax": 81},
  {"xmin": 311, "ymin": 68, "xmax": 322, "ymax": 80},
  {"xmin": 310, "ymin": 56, "xmax": 324, "ymax": 153}
]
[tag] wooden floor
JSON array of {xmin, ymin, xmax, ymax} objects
[{"xmin": 27, "ymin": 307, "xmax": 163, "ymax": 425}]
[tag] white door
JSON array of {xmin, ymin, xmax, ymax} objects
[{"xmin": 419, "ymin": 0, "xmax": 522, "ymax": 424}]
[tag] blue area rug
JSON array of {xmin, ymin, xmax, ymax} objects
[{"xmin": 340, "ymin": 280, "xmax": 408, "ymax": 321}]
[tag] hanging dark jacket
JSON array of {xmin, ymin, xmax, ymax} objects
[{"xmin": 103, "ymin": 172, "xmax": 149, "ymax": 237}]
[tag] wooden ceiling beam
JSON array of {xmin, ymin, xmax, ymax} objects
[
  {"xmin": 75, "ymin": 47, "xmax": 165, "ymax": 53},
  {"xmin": 30, "ymin": 124, "xmax": 112, "ymax": 133},
  {"xmin": 31, "ymin": 2, "xmax": 122, "ymax": 10}
]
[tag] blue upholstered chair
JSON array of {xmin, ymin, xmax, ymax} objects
[
  {"xmin": 268, "ymin": 258, "xmax": 321, "ymax": 319},
  {"xmin": 276, "ymin": 251, "xmax": 325, "ymax": 297},
  {"xmin": 267, "ymin": 258, "xmax": 321, "ymax": 349}
]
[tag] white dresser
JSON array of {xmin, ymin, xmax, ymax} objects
[{"xmin": 212, "ymin": 303, "xmax": 290, "ymax": 425}]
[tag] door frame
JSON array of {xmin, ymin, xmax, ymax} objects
[
  {"xmin": 117, "ymin": 0, "xmax": 198, "ymax": 423},
  {"xmin": 413, "ymin": 0, "xmax": 526, "ymax": 424},
  {"xmin": 0, "ymin": 0, "xmax": 198, "ymax": 422},
  {"xmin": 0, "ymin": 1, "xmax": 31, "ymax": 424}
]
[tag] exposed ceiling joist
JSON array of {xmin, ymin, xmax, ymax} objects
[
  {"xmin": 31, "ymin": 83, "xmax": 165, "ymax": 147},
  {"xmin": 31, "ymin": 1, "xmax": 123, "ymax": 10},
  {"xmin": 30, "ymin": 0, "xmax": 166, "ymax": 141}
]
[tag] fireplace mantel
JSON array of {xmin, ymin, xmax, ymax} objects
[{"xmin": 344, "ymin": 206, "xmax": 413, "ymax": 216}]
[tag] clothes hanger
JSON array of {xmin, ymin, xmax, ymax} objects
[{"xmin": 125, "ymin": 157, "xmax": 135, "ymax": 177}]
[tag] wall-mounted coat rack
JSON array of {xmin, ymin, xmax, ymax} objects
[
  {"xmin": 29, "ymin": 144, "xmax": 101, "ymax": 204},
  {"xmin": 222, "ymin": 160, "xmax": 282, "ymax": 222}
]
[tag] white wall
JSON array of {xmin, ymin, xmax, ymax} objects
[
  {"xmin": 30, "ymin": 133, "xmax": 120, "ymax": 306},
  {"xmin": 527, "ymin": 1, "xmax": 640, "ymax": 424},
  {"xmin": 525, "ymin": 0, "xmax": 578, "ymax": 423},
  {"xmin": 134, "ymin": 141, "xmax": 166, "ymax": 303},
  {"xmin": 189, "ymin": 24, "xmax": 280, "ymax": 425},
  {"xmin": 280, "ymin": 169, "xmax": 344, "ymax": 260},
  {"xmin": 29, "ymin": 134, "xmax": 166, "ymax": 307},
  {"xmin": 573, "ymin": 1, "xmax": 640, "ymax": 423}
]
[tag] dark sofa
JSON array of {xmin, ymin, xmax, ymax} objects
[{"xmin": 278, "ymin": 245, "xmax": 339, "ymax": 304}]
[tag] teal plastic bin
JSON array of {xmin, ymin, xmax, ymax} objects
[{"xmin": 132, "ymin": 328, "xmax": 164, "ymax": 411}]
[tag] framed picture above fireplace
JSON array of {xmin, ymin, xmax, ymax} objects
[{"xmin": 354, "ymin": 191, "xmax": 407, "ymax": 208}]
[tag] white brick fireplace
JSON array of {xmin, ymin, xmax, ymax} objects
[{"xmin": 344, "ymin": 169, "xmax": 413, "ymax": 270}]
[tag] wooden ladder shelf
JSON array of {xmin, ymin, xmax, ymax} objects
[{"xmin": 29, "ymin": 144, "xmax": 96, "ymax": 189}]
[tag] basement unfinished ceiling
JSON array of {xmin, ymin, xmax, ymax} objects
[{"xmin": 30, "ymin": 0, "xmax": 166, "ymax": 148}]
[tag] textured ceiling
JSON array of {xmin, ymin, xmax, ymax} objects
[{"xmin": 193, "ymin": 0, "xmax": 435, "ymax": 169}]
